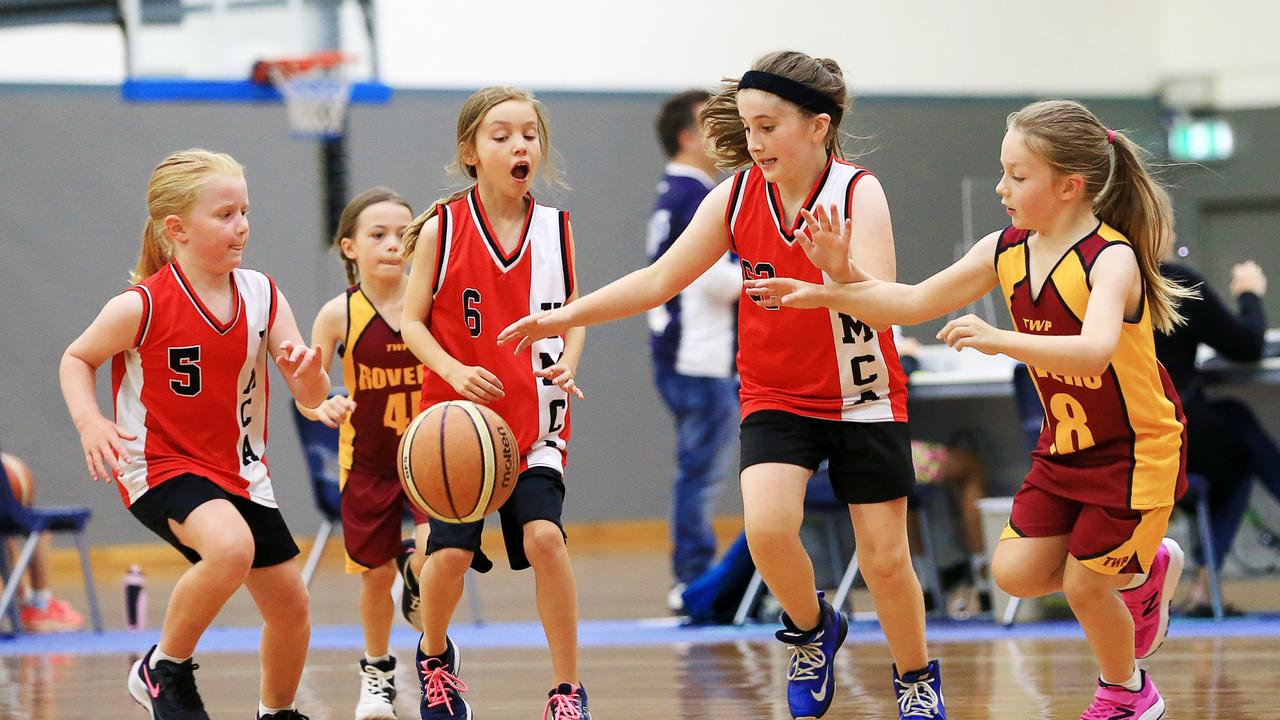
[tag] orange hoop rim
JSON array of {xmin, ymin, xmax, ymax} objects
[{"xmin": 252, "ymin": 50, "xmax": 352, "ymax": 85}]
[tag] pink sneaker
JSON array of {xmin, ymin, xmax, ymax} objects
[
  {"xmin": 1079, "ymin": 671, "xmax": 1165, "ymax": 720},
  {"xmin": 20, "ymin": 597, "xmax": 85, "ymax": 633},
  {"xmin": 1122, "ymin": 537, "xmax": 1184, "ymax": 659}
]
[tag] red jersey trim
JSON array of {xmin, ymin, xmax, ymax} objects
[
  {"xmin": 469, "ymin": 189, "xmax": 534, "ymax": 269},
  {"xmin": 432, "ymin": 204, "xmax": 451, "ymax": 296},
  {"xmin": 725, "ymin": 171, "xmax": 748, "ymax": 254},
  {"xmin": 265, "ymin": 273, "xmax": 278, "ymax": 331},
  {"xmin": 128, "ymin": 285, "xmax": 153, "ymax": 348},
  {"xmin": 558, "ymin": 211, "xmax": 574, "ymax": 297},
  {"xmin": 841, "ymin": 166, "xmax": 870, "ymax": 220},
  {"xmin": 765, "ymin": 154, "xmax": 834, "ymax": 242},
  {"xmin": 877, "ymin": 331, "xmax": 910, "ymax": 421},
  {"xmin": 169, "ymin": 262, "xmax": 241, "ymax": 335}
]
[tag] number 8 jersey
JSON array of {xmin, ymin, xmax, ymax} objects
[
  {"xmin": 419, "ymin": 190, "xmax": 574, "ymax": 473},
  {"xmin": 111, "ymin": 262, "xmax": 278, "ymax": 508},
  {"xmin": 996, "ymin": 223, "xmax": 1187, "ymax": 510}
]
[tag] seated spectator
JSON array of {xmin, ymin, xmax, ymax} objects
[
  {"xmin": 1156, "ymin": 258, "xmax": 1280, "ymax": 616},
  {"xmin": 2, "ymin": 451, "xmax": 86, "ymax": 632}
]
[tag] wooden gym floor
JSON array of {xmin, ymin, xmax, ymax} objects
[{"xmin": 3, "ymin": 535, "xmax": 1280, "ymax": 719}]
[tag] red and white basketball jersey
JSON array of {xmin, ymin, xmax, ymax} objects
[
  {"xmin": 111, "ymin": 262, "xmax": 278, "ymax": 507},
  {"xmin": 727, "ymin": 156, "xmax": 908, "ymax": 422},
  {"xmin": 418, "ymin": 190, "xmax": 574, "ymax": 473}
]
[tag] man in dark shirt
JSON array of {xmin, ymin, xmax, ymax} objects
[{"xmin": 1156, "ymin": 259, "xmax": 1274, "ymax": 615}]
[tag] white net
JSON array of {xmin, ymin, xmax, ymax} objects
[{"xmin": 269, "ymin": 62, "xmax": 353, "ymax": 138}]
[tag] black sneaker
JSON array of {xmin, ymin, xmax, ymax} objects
[
  {"xmin": 396, "ymin": 538, "xmax": 423, "ymax": 631},
  {"xmin": 417, "ymin": 636, "xmax": 470, "ymax": 719},
  {"xmin": 257, "ymin": 711, "xmax": 311, "ymax": 719},
  {"xmin": 127, "ymin": 645, "xmax": 209, "ymax": 719},
  {"xmin": 543, "ymin": 682, "xmax": 591, "ymax": 720}
]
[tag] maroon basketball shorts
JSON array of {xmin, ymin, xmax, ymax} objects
[
  {"xmin": 1002, "ymin": 482, "xmax": 1172, "ymax": 575},
  {"xmin": 340, "ymin": 467, "xmax": 429, "ymax": 573}
]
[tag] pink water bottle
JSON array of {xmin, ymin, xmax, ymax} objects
[{"xmin": 124, "ymin": 564, "xmax": 147, "ymax": 630}]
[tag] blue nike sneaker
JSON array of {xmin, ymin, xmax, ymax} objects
[
  {"xmin": 893, "ymin": 659, "xmax": 946, "ymax": 719},
  {"xmin": 775, "ymin": 592, "xmax": 848, "ymax": 719}
]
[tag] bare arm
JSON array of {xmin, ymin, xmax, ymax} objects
[
  {"xmin": 498, "ymin": 178, "xmax": 735, "ymax": 351},
  {"xmin": 969, "ymin": 244, "xmax": 1135, "ymax": 377},
  {"xmin": 847, "ymin": 174, "xmax": 897, "ymax": 282},
  {"xmin": 401, "ymin": 214, "xmax": 505, "ymax": 403},
  {"xmin": 296, "ymin": 294, "xmax": 353, "ymax": 426},
  {"xmin": 747, "ymin": 231, "xmax": 1002, "ymax": 329},
  {"xmin": 60, "ymin": 291, "xmax": 144, "ymax": 481},
  {"xmin": 267, "ymin": 289, "xmax": 330, "ymax": 409}
]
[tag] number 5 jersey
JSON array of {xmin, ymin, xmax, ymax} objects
[
  {"xmin": 111, "ymin": 262, "xmax": 278, "ymax": 507},
  {"xmin": 995, "ymin": 223, "xmax": 1187, "ymax": 510},
  {"xmin": 418, "ymin": 190, "xmax": 574, "ymax": 474}
]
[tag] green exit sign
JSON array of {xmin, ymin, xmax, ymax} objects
[{"xmin": 1168, "ymin": 119, "xmax": 1233, "ymax": 162}]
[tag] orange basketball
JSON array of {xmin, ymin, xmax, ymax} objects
[
  {"xmin": 398, "ymin": 400, "xmax": 518, "ymax": 524},
  {"xmin": 2, "ymin": 452, "xmax": 34, "ymax": 506}
]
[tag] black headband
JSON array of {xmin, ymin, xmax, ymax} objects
[{"xmin": 737, "ymin": 70, "xmax": 841, "ymax": 118}]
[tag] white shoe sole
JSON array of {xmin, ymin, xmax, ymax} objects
[
  {"xmin": 1139, "ymin": 538, "xmax": 1184, "ymax": 660},
  {"xmin": 127, "ymin": 657, "xmax": 158, "ymax": 719}
]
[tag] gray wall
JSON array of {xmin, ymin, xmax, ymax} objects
[{"xmin": 4, "ymin": 85, "xmax": 1255, "ymax": 545}]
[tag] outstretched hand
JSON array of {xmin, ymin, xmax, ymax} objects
[
  {"xmin": 744, "ymin": 277, "xmax": 827, "ymax": 309},
  {"xmin": 535, "ymin": 362, "xmax": 585, "ymax": 399},
  {"xmin": 497, "ymin": 309, "xmax": 569, "ymax": 354}
]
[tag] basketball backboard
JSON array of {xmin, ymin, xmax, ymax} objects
[{"xmin": 119, "ymin": 0, "xmax": 387, "ymax": 104}]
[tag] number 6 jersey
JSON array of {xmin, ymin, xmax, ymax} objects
[
  {"xmin": 419, "ymin": 190, "xmax": 574, "ymax": 473},
  {"xmin": 111, "ymin": 262, "xmax": 278, "ymax": 508},
  {"xmin": 995, "ymin": 223, "xmax": 1187, "ymax": 510}
]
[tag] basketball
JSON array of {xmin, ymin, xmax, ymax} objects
[
  {"xmin": 2, "ymin": 451, "xmax": 34, "ymax": 506},
  {"xmin": 398, "ymin": 400, "xmax": 519, "ymax": 524}
]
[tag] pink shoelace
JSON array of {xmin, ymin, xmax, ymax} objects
[
  {"xmin": 543, "ymin": 690, "xmax": 584, "ymax": 720},
  {"xmin": 420, "ymin": 659, "xmax": 469, "ymax": 716}
]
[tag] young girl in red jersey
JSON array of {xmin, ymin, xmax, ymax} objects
[
  {"xmin": 59, "ymin": 149, "xmax": 328, "ymax": 720},
  {"xmin": 399, "ymin": 87, "xmax": 588, "ymax": 720},
  {"xmin": 300, "ymin": 186, "xmax": 428, "ymax": 719},
  {"xmin": 501, "ymin": 51, "xmax": 944, "ymax": 720},
  {"xmin": 748, "ymin": 100, "xmax": 1191, "ymax": 720}
]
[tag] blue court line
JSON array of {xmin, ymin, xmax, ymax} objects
[{"xmin": 4, "ymin": 615, "xmax": 1280, "ymax": 657}]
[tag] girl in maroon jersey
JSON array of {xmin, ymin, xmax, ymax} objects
[
  {"xmin": 300, "ymin": 186, "xmax": 431, "ymax": 719},
  {"xmin": 748, "ymin": 100, "xmax": 1192, "ymax": 720},
  {"xmin": 60, "ymin": 149, "xmax": 328, "ymax": 720},
  {"xmin": 501, "ymin": 52, "xmax": 943, "ymax": 720},
  {"xmin": 399, "ymin": 87, "xmax": 589, "ymax": 720}
]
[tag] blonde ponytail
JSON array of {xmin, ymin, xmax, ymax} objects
[
  {"xmin": 402, "ymin": 189, "xmax": 471, "ymax": 259},
  {"xmin": 132, "ymin": 217, "xmax": 172, "ymax": 284}
]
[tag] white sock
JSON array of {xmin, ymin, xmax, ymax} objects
[
  {"xmin": 150, "ymin": 647, "xmax": 190, "ymax": 668},
  {"xmin": 365, "ymin": 653, "xmax": 391, "ymax": 665},
  {"xmin": 258, "ymin": 701, "xmax": 295, "ymax": 716},
  {"xmin": 1102, "ymin": 668, "xmax": 1143, "ymax": 692},
  {"xmin": 28, "ymin": 589, "xmax": 52, "ymax": 610},
  {"xmin": 1119, "ymin": 572, "xmax": 1148, "ymax": 591}
]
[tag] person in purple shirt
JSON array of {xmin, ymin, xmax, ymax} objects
[{"xmin": 647, "ymin": 90, "xmax": 742, "ymax": 610}]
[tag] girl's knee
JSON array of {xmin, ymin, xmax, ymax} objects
[
  {"xmin": 262, "ymin": 575, "xmax": 311, "ymax": 626},
  {"xmin": 523, "ymin": 522, "xmax": 567, "ymax": 566},
  {"xmin": 427, "ymin": 547, "xmax": 473, "ymax": 577},
  {"xmin": 362, "ymin": 561, "xmax": 397, "ymax": 590},
  {"xmin": 202, "ymin": 538, "xmax": 255, "ymax": 579},
  {"xmin": 856, "ymin": 542, "xmax": 913, "ymax": 583}
]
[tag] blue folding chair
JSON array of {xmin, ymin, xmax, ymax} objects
[
  {"xmin": 1004, "ymin": 364, "xmax": 1223, "ymax": 624},
  {"xmin": 0, "ymin": 451, "xmax": 103, "ymax": 635},
  {"xmin": 291, "ymin": 405, "xmax": 343, "ymax": 587}
]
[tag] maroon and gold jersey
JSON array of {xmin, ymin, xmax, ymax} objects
[
  {"xmin": 418, "ymin": 190, "xmax": 574, "ymax": 473},
  {"xmin": 111, "ymin": 262, "xmax": 278, "ymax": 507},
  {"xmin": 338, "ymin": 285, "xmax": 424, "ymax": 473},
  {"xmin": 995, "ymin": 223, "xmax": 1186, "ymax": 509},
  {"xmin": 727, "ymin": 156, "xmax": 909, "ymax": 423}
]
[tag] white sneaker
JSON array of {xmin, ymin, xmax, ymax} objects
[
  {"xmin": 355, "ymin": 656, "xmax": 397, "ymax": 720},
  {"xmin": 667, "ymin": 583, "xmax": 686, "ymax": 613}
]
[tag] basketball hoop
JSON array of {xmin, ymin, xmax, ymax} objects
[{"xmin": 252, "ymin": 51, "xmax": 355, "ymax": 138}]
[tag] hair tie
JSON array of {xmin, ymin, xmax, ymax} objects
[
  {"xmin": 737, "ymin": 70, "xmax": 841, "ymax": 118},
  {"xmin": 1106, "ymin": 129, "xmax": 1116, "ymax": 145}
]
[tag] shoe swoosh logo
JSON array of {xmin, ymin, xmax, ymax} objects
[
  {"xmin": 1107, "ymin": 710, "xmax": 1135, "ymax": 720},
  {"xmin": 809, "ymin": 666, "xmax": 830, "ymax": 702},
  {"xmin": 142, "ymin": 666, "xmax": 161, "ymax": 698}
]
